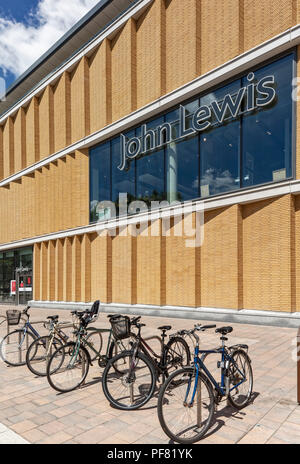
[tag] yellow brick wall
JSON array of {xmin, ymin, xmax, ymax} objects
[
  {"xmin": 136, "ymin": 0, "xmax": 166, "ymax": 107},
  {"xmin": 25, "ymin": 98, "xmax": 39, "ymax": 167},
  {"xmin": 90, "ymin": 232, "xmax": 112, "ymax": 303},
  {"xmin": 2, "ymin": 117, "xmax": 14, "ymax": 178},
  {"xmin": 201, "ymin": 205, "xmax": 242, "ymax": 310},
  {"xmin": 0, "ymin": 127, "xmax": 3, "ymax": 180},
  {"xmin": 200, "ymin": 0, "xmax": 240, "ymax": 74},
  {"xmin": 53, "ymin": 72, "xmax": 71, "ymax": 152},
  {"xmin": 38, "ymin": 87, "xmax": 54, "ymax": 159},
  {"xmin": 165, "ymin": 0, "xmax": 200, "ymax": 92},
  {"xmin": 165, "ymin": 216, "xmax": 200, "ymax": 307},
  {"xmin": 31, "ymin": 195, "xmax": 300, "ymax": 312},
  {"xmin": 13, "ymin": 108, "xmax": 26, "ymax": 173},
  {"xmin": 243, "ymin": 195, "xmax": 294, "ymax": 312},
  {"xmin": 0, "ymin": 151, "xmax": 89, "ymax": 243},
  {"xmin": 111, "ymin": 226, "xmax": 136, "ymax": 304},
  {"xmin": 89, "ymin": 39, "xmax": 112, "ymax": 133},
  {"xmin": 70, "ymin": 58, "xmax": 90, "ymax": 144},
  {"xmin": 136, "ymin": 221, "xmax": 163, "ymax": 306},
  {"xmin": 111, "ymin": 19, "xmax": 137, "ymax": 121},
  {"xmin": 243, "ymin": 0, "xmax": 296, "ymax": 51}
]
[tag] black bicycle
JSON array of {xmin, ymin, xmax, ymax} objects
[
  {"xmin": 46, "ymin": 305, "xmax": 136, "ymax": 393},
  {"xmin": 102, "ymin": 316, "xmax": 191, "ymax": 410}
]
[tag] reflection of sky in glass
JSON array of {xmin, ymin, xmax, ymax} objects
[
  {"xmin": 200, "ymin": 119, "xmax": 240, "ymax": 196},
  {"xmin": 242, "ymin": 53, "xmax": 293, "ymax": 187}
]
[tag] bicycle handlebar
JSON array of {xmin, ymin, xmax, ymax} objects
[
  {"xmin": 180, "ymin": 324, "xmax": 217, "ymax": 346},
  {"xmin": 22, "ymin": 305, "xmax": 31, "ymax": 315}
]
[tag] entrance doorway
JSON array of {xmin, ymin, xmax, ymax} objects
[{"xmin": 16, "ymin": 268, "xmax": 33, "ymax": 306}]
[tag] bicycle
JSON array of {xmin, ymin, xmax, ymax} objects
[
  {"xmin": 101, "ymin": 316, "xmax": 191, "ymax": 411},
  {"xmin": 157, "ymin": 324, "xmax": 253, "ymax": 444},
  {"xmin": 0, "ymin": 306, "xmax": 42, "ymax": 366},
  {"xmin": 25, "ymin": 315, "xmax": 73, "ymax": 377},
  {"xmin": 46, "ymin": 307, "xmax": 136, "ymax": 393}
]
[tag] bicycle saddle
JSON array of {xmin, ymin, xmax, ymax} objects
[
  {"xmin": 47, "ymin": 315, "xmax": 59, "ymax": 320},
  {"xmin": 158, "ymin": 326, "xmax": 172, "ymax": 331},
  {"xmin": 216, "ymin": 326, "xmax": 233, "ymax": 335}
]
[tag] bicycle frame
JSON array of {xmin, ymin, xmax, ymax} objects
[
  {"xmin": 18, "ymin": 321, "xmax": 40, "ymax": 347},
  {"xmin": 187, "ymin": 346, "xmax": 247, "ymax": 406}
]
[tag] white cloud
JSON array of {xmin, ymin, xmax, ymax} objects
[{"xmin": 0, "ymin": 0, "xmax": 99, "ymax": 78}]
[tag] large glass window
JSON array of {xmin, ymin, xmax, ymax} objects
[
  {"xmin": 136, "ymin": 117, "xmax": 166, "ymax": 205},
  {"xmin": 90, "ymin": 141, "xmax": 111, "ymax": 222},
  {"xmin": 166, "ymin": 101, "xmax": 200, "ymax": 202},
  {"xmin": 242, "ymin": 54, "xmax": 293, "ymax": 187},
  {"xmin": 112, "ymin": 133, "xmax": 136, "ymax": 217},
  {"xmin": 89, "ymin": 52, "xmax": 294, "ymax": 222},
  {"xmin": 200, "ymin": 81, "xmax": 241, "ymax": 196}
]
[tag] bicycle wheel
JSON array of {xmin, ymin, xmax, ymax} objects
[
  {"xmin": 0, "ymin": 329, "xmax": 36, "ymax": 367},
  {"xmin": 157, "ymin": 367, "xmax": 215, "ymax": 444},
  {"xmin": 0, "ymin": 316, "xmax": 6, "ymax": 339},
  {"xmin": 85, "ymin": 330, "xmax": 103, "ymax": 361},
  {"xmin": 227, "ymin": 349, "xmax": 253, "ymax": 410},
  {"xmin": 164, "ymin": 336, "xmax": 191, "ymax": 377},
  {"xmin": 26, "ymin": 336, "xmax": 64, "ymax": 377},
  {"xmin": 46, "ymin": 342, "xmax": 90, "ymax": 393},
  {"xmin": 102, "ymin": 350, "xmax": 156, "ymax": 410}
]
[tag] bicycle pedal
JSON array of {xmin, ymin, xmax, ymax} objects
[{"xmin": 98, "ymin": 355, "xmax": 108, "ymax": 368}]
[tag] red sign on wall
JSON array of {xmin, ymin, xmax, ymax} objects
[{"xmin": 10, "ymin": 280, "xmax": 16, "ymax": 295}]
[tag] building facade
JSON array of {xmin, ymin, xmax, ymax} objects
[{"xmin": 0, "ymin": 0, "xmax": 300, "ymax": 318}]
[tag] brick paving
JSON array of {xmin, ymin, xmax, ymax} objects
[{"xmin": 0, "ymin": 305, "xmax": 299, "ymax": 444}]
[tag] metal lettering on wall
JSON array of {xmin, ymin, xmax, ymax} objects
[{"xmin": 118, "ymin": 73, "xmax": 276, "ymax": 171}]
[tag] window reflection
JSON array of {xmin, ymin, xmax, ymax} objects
[
  {"xmin": 90, "ymin": 142, "xmax": 110, "ymax": 222},
  {"xmin": 136, "ymin": 117, "xmax": 166, "ymax": 206},
  {"xmin": 112, "ymin": 133, "xmax": 136, "ymax": 216},
  {"xmin": 242, "ymin": 54, "xmax": 293, "ymax": 187}
]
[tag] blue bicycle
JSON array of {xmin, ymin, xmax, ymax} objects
[
  {"xmin": 157, "ymin": 324, "xmax": 253, "ymax": 444},
  {"xmin": 0, "ymin": 306, "xmax": 45, "ymax": 367}
]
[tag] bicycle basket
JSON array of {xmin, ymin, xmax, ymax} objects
[
  {"xmin": 110, "ymin": 316, "xmax": 131, "ymax": 340},
  {"xmin": 6, "ymin": 310, "xmax": 21, "ymax": 326}
]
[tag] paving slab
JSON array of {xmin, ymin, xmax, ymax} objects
[{"xmin": 0, "ymin": 304, "xmax": 299, "ymax": 444}]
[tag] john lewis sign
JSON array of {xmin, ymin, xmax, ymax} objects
[{"xmin": 118, "ymin": 73, "xmax": 276, "ymax": 171}]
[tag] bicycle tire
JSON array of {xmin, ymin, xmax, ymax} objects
[
  {"xmin": 26, "ymin": 335, "xmax": 64, "ymax": 377},
  {"xmin": 157, "ymin": 367, "xmax": 215, "ymax": 444},
  {"xmin": 102, "ymin": 350, "xmax": 156, "ymax": 410},
  {"xmin": 164, "ymin": 336, "xmax": 191, "ymax": 378},
  {"xmin": 0, "ymin": 329, "xmax": 36, "ymax": 367},
  {"xmin": 227, "ymin": 349, "xmax": 253, "ymax": 410},
  {"xmin": 46, "ymin": 342, "xmax": 90, "ymax": 393}
]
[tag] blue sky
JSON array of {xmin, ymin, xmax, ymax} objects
[
  {"xmin": 0, "ymin": 0, "xmax": 98, "ymax": 92},
  {"xmin": 0, "ymin": 1, "xmax": 39, "ymax": 25},
  {"xmin": 0, "ymin": 0, "xmax": 39, "ymax": 87}
]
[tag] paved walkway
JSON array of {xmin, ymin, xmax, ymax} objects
[{"xmin": 0, "ymin": 305, "xmax": 299, "ymax": 444}]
